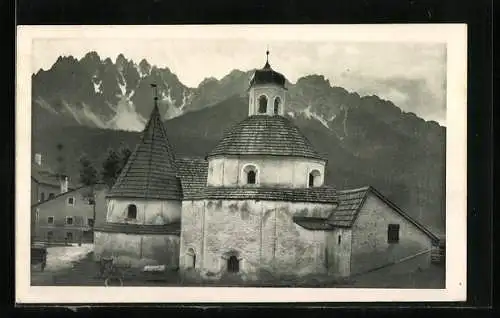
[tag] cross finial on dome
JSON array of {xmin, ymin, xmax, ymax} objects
[
  {"xmin": 264, "ymin": 46, "xmax": 271, "ymax": 69},
  {"xmin": 151, "ymin": 83, "xmax": 159, "ymax": 110}
]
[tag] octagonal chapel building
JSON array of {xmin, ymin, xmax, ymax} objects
[{"xmin": 94, "ymin": 52, "xmax": 439, "ymax": 280}]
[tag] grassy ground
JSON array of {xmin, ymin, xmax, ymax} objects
[{"xmin": 31, "ymin": 252, "xmax": 445, "ymax": 288}]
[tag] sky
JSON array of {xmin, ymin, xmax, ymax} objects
[{"xmin": 32, "ymin": 37, "xmax": 447, "ymax": 125}]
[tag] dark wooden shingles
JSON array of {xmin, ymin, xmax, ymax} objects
[
  {"xmin": 107, "ymin": 106, "xmax": 182, "ymax": 200},
  {"xmin": 327, "ymin": 186, "xmax": 370, "ymax": 227},
  {"xmin": 207, "ymin": 115, "xmax": 326, "ymax": 161},
  {"xmin": 195, "ymin": 186, "xmax": 338, "ymax": 203},
  {"xmin": 95, "ymin": 222, "xmax": 181, "ymax": 235}
]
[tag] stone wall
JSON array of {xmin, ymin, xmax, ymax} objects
[
  {"xmin": 326, "ymin": 228, "xmax": 352, "ymax": 277},
  {"xmin": 106, "ymin": 198, "xmax": 181, "ymax": 225},
  {"xmin": 207, "ymin": 156, "xmax": 325, "ymax": 188},
  {"xmin": 180, "ymin": 199, "xmax": 334, "ymax": 280},
  {"xmin": 94, "ymin": 231, "xmax": 180, "ymax": 268},
  {"xmin": 350, "ymin": 193, "xmax": 433, "ymax": 275}
]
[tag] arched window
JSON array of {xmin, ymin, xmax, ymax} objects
[
  {"xmin": 274, "ymin": 97, "xmax": 281, "ymax": 115},
  {"xmin": 243, "ymin": 164, "xmax": 258, "ymax": 185},
  {"xmin": 308, "ymin": 170, "xmax": 321, "ymax": 187},
  {"xmin": 247, "ymin": 171, "xmax": 256, "ymax": 184},
  {"xmin": 127, "ymin": 204, "xmax": 137, "ymax": 219},
  {"xmin": 258, "ymin": 95, "xmax": 267, "ymax": 114},
  {"xmin": 186, "ymin": 248, "xmax": 196, "ymax": 269}
]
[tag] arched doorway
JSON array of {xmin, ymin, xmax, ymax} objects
[{"xmin": 227, "ymin": 255, "xmax": 240, "ymax": 273}]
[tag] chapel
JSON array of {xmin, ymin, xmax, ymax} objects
[{"xmin": 94, "ymin": 51, "xmax": 438, "ymax": 280}]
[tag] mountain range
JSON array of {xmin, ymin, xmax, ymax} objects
[{"xmin": 31, "ymin": 52, "xmax": 446, "ymax": 235}]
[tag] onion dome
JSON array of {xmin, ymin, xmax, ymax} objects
[{"xmin": 249, "ymin": 50, "xmax": 286, "ymax": 88}]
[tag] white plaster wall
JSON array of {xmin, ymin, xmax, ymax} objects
[
  {"xmin": 106, "ymin": 198, "xmax": 182, "ymax": 225},
  {"xmin": 249, "ymin": 85, "xmax": 286, "ymax": 116},
  {"xmin": 326, "ymin": 228, "xmax": 352, "ymax": 277},
  {"xmin": 207, "ymin": 156, "xmax": 325, "ymax": 188},
  {"xmin": 350, "ymin": 193, "xmax": 434, "ymax": 275},
  {"xmin": 180, "ymin": 199, "xmax": 334, "ymax": 279},
  {"xmin": 94, "ymin": 231, "xmax": 179, "ymax": 268}
]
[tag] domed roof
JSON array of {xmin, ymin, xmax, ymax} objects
[
  {"xmin": 207, "ymin": 115, "xmax": 326, "ymax": 161},
  {"xmin": 249, "ymin": 51, "xmax": 286, "ymax": 88}
]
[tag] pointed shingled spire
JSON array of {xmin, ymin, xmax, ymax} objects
[{"xmin": 107, "ymin": 84, "xmax": 181, "ymax": 200}]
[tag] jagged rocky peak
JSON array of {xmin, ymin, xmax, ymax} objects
[
  {"xmin": 103, "ymin": 57, "xmax": 113, "ymax": 65},
  {"xmin": 296, "ymin": 74, "xmax": 332, "ymax": 89},
  {"xmin": 81, "ymin": 51, "xmax": 101, "ymax": 63},
  {"xmin": 139, "ymin": 59, "xmax": 152, "ymax": 75},
  {"xmin": 116, "ymin": 53, "xmax": 127, "ymax": 64},
  {"xmin": 198, "ymin": 77, "xmax": 219, "ymax": 88}
]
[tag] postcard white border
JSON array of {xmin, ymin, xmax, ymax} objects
[{"xmin": 16, "ymin": 24, "xmax": 467, "ymax": 303}]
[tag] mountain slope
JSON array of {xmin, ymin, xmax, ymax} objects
[
  {"xmin": 31, "ymin": 52, "xmax": 446, "ymax": 235},
  {"xmin": 33, "ymin": 95, "xmax": 445, "ymax": 235}
]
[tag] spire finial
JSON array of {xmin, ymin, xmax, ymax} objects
[
  {"xmin": 151, "ymin": 83, "xmax": 158, "ymax": 109},
  {"xmin": 266, "ymin": 45, "xmax": 270, "ymax": 63}
]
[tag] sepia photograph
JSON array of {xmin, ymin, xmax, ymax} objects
[{"xmin": 16, "ymin": 24, "xmax": 467, "ymax": 303}]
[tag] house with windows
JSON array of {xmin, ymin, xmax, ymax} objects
[
  {"xmin": 94, "ymin": 51, "xmax": 439, "ymax": 281},
  {"xmin": 31, "ymin": 153, "xmax": 74, "ymax": 207},
  {"xmin": 32, "ymin": 183, "xmax": 107, "ymax": 244}
]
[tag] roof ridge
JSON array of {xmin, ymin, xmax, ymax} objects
[{"xmin": 337, "ymin": 186, "xmax": 371, "ymax": 194}]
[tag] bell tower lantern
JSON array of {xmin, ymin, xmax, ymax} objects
[{"xmin": 248, "ymin": 50, "xmax": 287, "ymax": 116}]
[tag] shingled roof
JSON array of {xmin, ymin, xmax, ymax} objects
[
  {"xmin": 299, "ymin": 186, "xmax": 439, "ymax": 241},
  {"xmin": 106, "ymin": 105, "xmax": 182, "ymax": 200},
  {"xmin": 207, "ymin": 115, "xmax": 326, "ymax": 161},
  {"xmin": 191, "ymin": 186, "xmax": 338, "ymax": 203},
  {"xmin": 31, "ymin": 163, "xmax": 75, "ymax": 189},
  {"xmin": 176, "ymin": 157, "xmax": 208, "ymax": 198},
  {"xmin": 292, "ymin": 216, "xmax": 334, "ymax": 231},
  {"xmin": 327, "ymin": 186, "xmax": 370, "ymax": 227}
]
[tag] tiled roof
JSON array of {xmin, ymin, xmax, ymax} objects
[
  {"xmin": 187, "ymin": 186, "xmax": 338, "ymax": 203},
  {"xmin": 107, "ymin": 105, "xmax": 182, "ymax": 200},
  {"xmin": 327, "ymin": 186, "xmax": 370, "ymax": 227},
  {"xmin": 293, "ymin": 216, "xmax": 334, "ymax": 231},
  {"xmin": 31, "ymin": 163, "xmax": 75, "ymax": 189},
  {"xmin": 94, "ymin": 222, "xmax": 181, "ymax": 236},
  {"xmin": 175, "ymin": 157, "xmax": 208, "ymax": 198},
  {"xmin": 322, "ymin": 186, "xmax": 439, "ymax": 242},
  {"xmin": 207, "ymin": 115, "xmax": 326, "ymax": 161}
]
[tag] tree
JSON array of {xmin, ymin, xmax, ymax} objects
[
  {"xmin": 78, "ymin": 154, "xmax": 98, "ymax": 234},
  {"xmin": 101, "ymin": 148, "xmax": 122, "ymax": 189},
  {"xmin": 79, "ymin": 154, "xmax": 98, "ymax": 187},
  {"xmin": 117, "ymin": 144, "xmax": 132, "ymax": 176},
  {"xmin": 55, "ymin": 142, "xmax": 67, "ymax": 181}
]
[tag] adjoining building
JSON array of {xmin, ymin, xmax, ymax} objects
[
  {"xmin": 31, "ymin": 153, "xmax": 74, "ymax": 206},
  {"xmin": 32, "ymin": 183, "xmax": 108, "ymax": 244},
  {"xmin": 94, "ymin": 52, "xmax": 439, "ymax": 280}
]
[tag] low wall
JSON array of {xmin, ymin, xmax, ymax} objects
[{"xmin": 94, "ymin": 230, "xmax": 180, "ymax": 269}]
